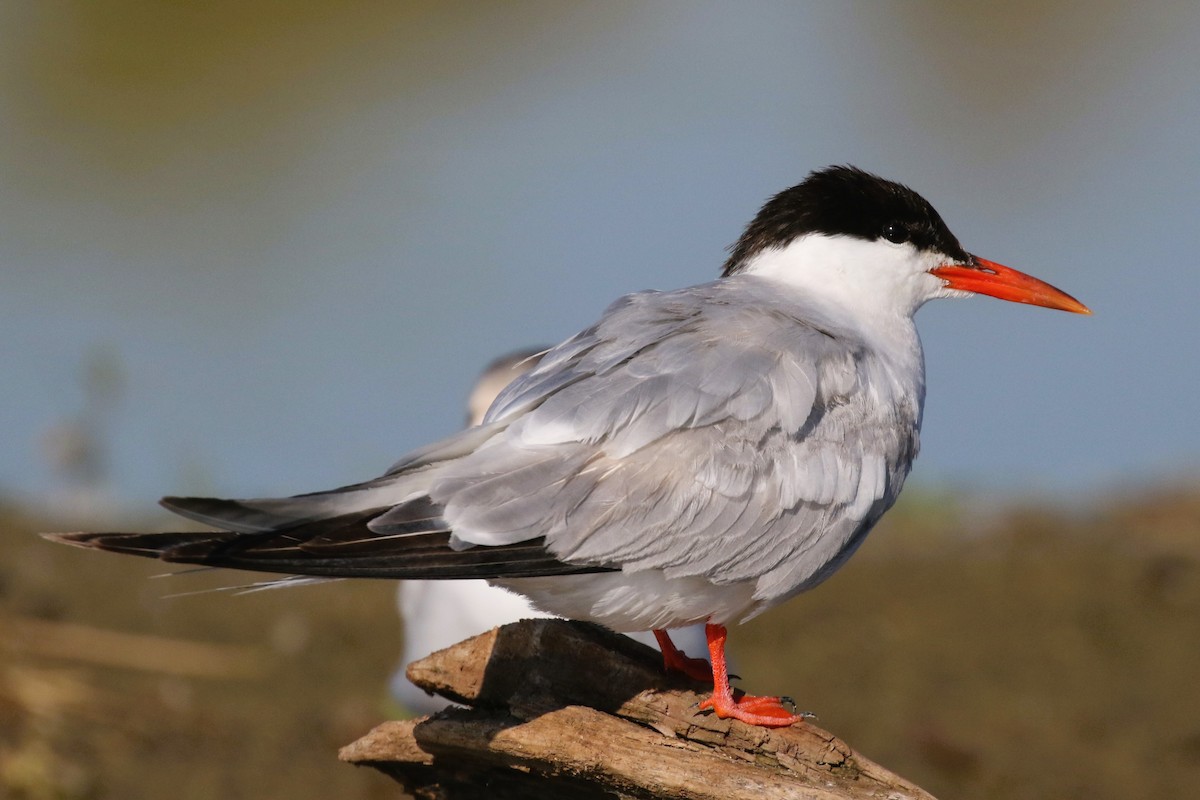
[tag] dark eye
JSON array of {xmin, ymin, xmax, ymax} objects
[{"xmin": 882, "ymin": 222, "xmax": 909, "ymax": 244}]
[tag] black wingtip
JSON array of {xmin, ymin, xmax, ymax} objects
[
  {"xmin": 159, "ymin": 495, "xmax": 196, "ymax": 512},
  {"xmin": 40, "ymin": 530, "xmax": 235, "ymax": 561},
  {"xmin": 40, "ymin": 531, "xmax": 163, "ymax": 557},
  {"xmin": 40, "ymin": 531, "xmax": 100, "ymax": 549}
]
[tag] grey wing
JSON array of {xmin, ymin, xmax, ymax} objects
[
  {"xmin": 373, "ymin": 279, "xmax": 917, "ymax": 602},
  {"xmin": 139, "ymin": 289, "xmax": 724, "ymax": 577}
]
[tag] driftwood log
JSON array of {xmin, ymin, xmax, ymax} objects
[{"xmin": 340, "ymin": 619, "xmax": 935, "ymax": 799}]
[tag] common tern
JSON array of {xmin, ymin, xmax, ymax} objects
[
  {"xmin": 47, "ymin": 165, "xmax": 1089, "ymax": 727},
  {"xmin": 393, "ymin": 347, "xmax": 707, "ymax": 712}
]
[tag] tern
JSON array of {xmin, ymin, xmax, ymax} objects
[
  {"xmin": 46, "ymin": 166, "xmax": 1089, "ymax": 727},
  {"xmin": 393, "ymin": 347, "xmax": 707, "ymax": 713}
]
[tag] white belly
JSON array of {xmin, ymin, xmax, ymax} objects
[{"xmin": 495, "ymin": 570, "xmax": 761, "ymax": 631}]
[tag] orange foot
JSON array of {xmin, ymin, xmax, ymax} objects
[
  {"xmin": 699, "ymin": 689, "xmax": 809, "ymax": 727},
  {"xmin": 694, "ymin": 622, "xmax": 813, "ymax": 728},
  {"xmin": 652, "ymin": 629, "xmax": 711, "ymax": 683}
]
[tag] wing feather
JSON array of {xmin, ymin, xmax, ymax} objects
[
  {"xmin": 85, "ymin": 275, "xmax": 920, "ymax": 606},
  {"xmin": 428, "ymin": 277, "xmax": 919, "ymax": 602}
]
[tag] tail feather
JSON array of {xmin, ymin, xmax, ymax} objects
[
  {"xmin": 160, "ymin": 485, "xmax": 401, "ymax": 534},
  {"xmin": 155, "ymin": 425, "xmax": 515, "ymax": 536}
]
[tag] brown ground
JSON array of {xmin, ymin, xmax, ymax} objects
[{"xmin": 2, "ymin": 486, "xmax": 1198, "ymax": 799}]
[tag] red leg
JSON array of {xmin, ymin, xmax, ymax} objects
[
  {"xmin": 652, "ymin": 629, "xmax": 712, "ymax": 683},
  {"xmin": 696, "ymin": 623, "xmax": 807, "ymax": 727}
]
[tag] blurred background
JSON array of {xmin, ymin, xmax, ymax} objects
[{"xmin": 1, "ymin": 2, "xmax": 1197, "ymax": 798}]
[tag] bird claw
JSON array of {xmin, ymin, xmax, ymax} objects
[
  {"xmin": 777, "ymin": 696, "xmax": 817, "ymax": 720},
  {"xmin": 697, "ymin": 691, "xmax": 811, "ymax": 728}
]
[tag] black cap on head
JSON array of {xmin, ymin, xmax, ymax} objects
[{"xmin": 722, "ymin": 165, "xmax": 970, "ymax": 276}]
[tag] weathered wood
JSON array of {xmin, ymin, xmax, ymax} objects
[{"xmin": 340, "ymin": 619, "xmax": 935, "ymax": 799}]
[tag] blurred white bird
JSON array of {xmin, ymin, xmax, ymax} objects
[
  {"xmin": 391, "ymin": 348, "xmax": 708, "ymax": 712},
  {"xmin": 49, "ymin": 166, "xmax": 1088, "ymax": 726}
]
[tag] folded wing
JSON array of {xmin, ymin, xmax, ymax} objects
[{"xmin": 48, "ymin": 277, "xmax": 916, "ymax": 600}]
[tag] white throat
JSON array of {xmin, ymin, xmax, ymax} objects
[{"xmin": 739, "ymin": 233, "xmax": 953, "ymax": 326}]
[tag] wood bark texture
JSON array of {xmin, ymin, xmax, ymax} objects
[{"xmin": 339, "ymin": 619, "xmax": 936, "ymax": 800}]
